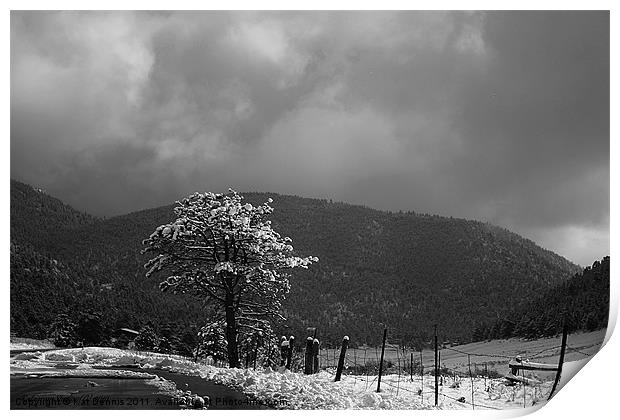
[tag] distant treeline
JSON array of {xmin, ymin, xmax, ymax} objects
[{"xmin": 472, "ymin": 256, "xmax": 609, "ymax": 341}]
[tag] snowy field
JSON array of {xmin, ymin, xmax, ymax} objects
[
  {"xmin": 10, "ymin": 346, "xmax": 593, "ymax": 410},
  {"xmin": 319, "ymin": 330, "xmax": 605, "ymax": 376}
]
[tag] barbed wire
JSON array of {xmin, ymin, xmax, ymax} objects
[
  {"xmin": 438, "ymin": 342, "xmax": 584, "ymax": 360},
  {"xmin": 379, "ymin": 380, "xmax": 417, "ymax": 395},
  {"xmin": 524, "ymin": 345, "xmax": 563, "ymax": 358},
  {"xmin": 565, "ymin": 346, "xmax": 594, "ymax": 357},
  {"xmin": 441, "ymin": 346, "xmax": 515, "ymax": 359},
  {"xmin": 281, "ymin": 330, "xmax": 602, "ymax": 411},
  {"xmin": 440, "ymin": 392, "xmax": 500, "ymax": 410},
  {"xmin": 373, "ymin": 379, "xmax": 505, "ymax": 410},
  {"xmin": 303, "ymin": 341, "xmax": 583, "ymax": 376}
]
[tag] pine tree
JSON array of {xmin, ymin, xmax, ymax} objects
[
  {"xmin": 76, "ymin": 310, "xmax": 103, "ymax": 345},
  {"xmin": 195, "ymin": 320, "xmax": 229, "ymax": 362},
  {"xmin": 48, "ymin": 313, "xmax": 77, "ymax": 348},
  {"xmin": 135, "ymin": 326, "xmax": 159, "ymax": 351},
  {"xmin": 142, "ymin": 189, "xmax": 317, "ymax": 367}
]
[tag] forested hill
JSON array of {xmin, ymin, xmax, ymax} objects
[
  {"xmin": 10, "ymin": 180, "xmax": 212, "ymax": 343},
  {"xmin": 10, "ymin": 179, "xmax": 584, "ymax": 348},
  {"xmin": 474, "ymin": 256, "xmax": 610, "ymax": 341},
  {"xmin": 11, "ymin": 180, "xmax": 97, "ymax": 249}
]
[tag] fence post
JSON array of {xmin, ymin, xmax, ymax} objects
[
  {"xmin": 548, "ymin": 322, "xmax": 569, "ymax": 401},
  {"xmin": 377, "ymin": 328, "xmax": 388, "ymax": 392},
  {"xmin": 312, "ymin": 338, "xmax": 320, "ymax": 374},
  {"xmin": 304, "ymin": 337, "xmax": 313, "ymax": 374},
  {"xmin": 410, "ymin": 352, "xmax": 414, "ymax": 381},
  {"xmin": 364, "ymin": 347, "xmax": 369, "ymax": 388},
  {"xmin": 396, "ymin": 348, "xmax": 402, "ymax": 396},
  {"xmin": 286, "ymin": 336, "xmax": 295, "ymax": 370},
  {"xmin": 468, "ymin": 354, "xmax": 475, "ymax": 410},
  {"xmin": 280, "ymin": 337, "xmax": 289, "ymax": 367},
  {"xmin": 420, "ymin": 349, "xmax": 424, "ymax": 403},
  {"xmin": 434, "ymin": 324, "xmax": 438, "ymax": 406},
  {"xmin": 335, "ymin": 336, "xmax": 349, "ymax": 381},
  {"xmin": 439, "ymin": 349, "xmax": 442, "ymax": 386}
]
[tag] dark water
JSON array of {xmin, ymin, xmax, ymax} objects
[
  {"xmin": 143, "ymin": 369, "xmax": 271, "ymax": 410},
  {"xmin": 10, "ymin": 375, "xmax": 180, "ymax": 410},
  {"xmin": 10, "ymin": 367, "xmax": 272, "ymax": 410}
]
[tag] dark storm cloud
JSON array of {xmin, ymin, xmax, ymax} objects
[
  {"xmin": 451, "ymin": 12, "xmax": 609, "ymax": 222},
  {"xmin": 10, "ymin": 11, "xmax": 609, "ymax": 265}
]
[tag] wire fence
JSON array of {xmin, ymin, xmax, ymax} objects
[
  {"xmin": 565, "ymin": 346, "xmax": 594, "ymax": 357},
  {"xmin": 272, "ymin": 327, "xmax": 602, "ymax": 409}
]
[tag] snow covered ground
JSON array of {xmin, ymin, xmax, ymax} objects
[
  {"xmin": 10, "ymin": 338, "xmax": 55, "ymax": 351},
  {"xmin": 10, "ymin": 346, "xmax": 591, "ymax": 410}
]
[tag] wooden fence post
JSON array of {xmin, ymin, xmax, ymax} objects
[
  {"xmin": 468, "ymin": 354, "xmax": 475, "ymax": 410},
  {"xmin": 280, "ymin": 336, "xmax": 289, "ymax": 367},
  {"xmin": 396, "ymin": 350, "xmax": 402, "ymax": 396},
  {"xmin": 304, "ymin": 337, "xmax": 313, "ymax": 374},
  {"xmin": 434, "ymin": 324, "xmax": 438, "ymax": 406},
  {"xmin": 286, "ymin": 336, "xmax": 295, "ymax": 370},
  {"xmin": 377, "ymin": 328, "xmax": 388, "ymax": 392},
  {"xmin": 410, "ymin": 352, "xmax": 414, "ymax": 381},
  {"xmin": 364, "ymin": 347, "xmax": 369, "ymax": 386},
  {"xmin": 335, "ymin": 335, "xmax": 350, "ymax": 381},
  {"xmin": 312, "ymin": 338, "xmax": 320, "ymax": 374},
  {"xmin": 548, "ymin": 322, "xmax": 569, "ymax": 401},
  {"xmin": 420, "ymin": 349, "xmax": 424, "ymax": 403},
  {"xmin": 439, "ymin": 349, "xmax": 442, "ymax": 386}
]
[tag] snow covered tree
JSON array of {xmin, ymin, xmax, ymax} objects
[
  {"xmin": 142, "ymin": 189, "xmax": 318, "ymax": 367},
  {"xmin": 195, "ymin": 320, "xmax": 228, "ymax": 362}
]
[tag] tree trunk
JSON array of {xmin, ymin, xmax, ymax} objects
[{"xmin": 225, "ymin": 292, "xmax": 240, "ymax": 368}]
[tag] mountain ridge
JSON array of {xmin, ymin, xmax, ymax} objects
[{"xmin": 10, "ymin": 179, "xmax": 583, "ymax": 347}]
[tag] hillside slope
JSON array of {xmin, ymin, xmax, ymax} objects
[
  {"xmin": 9, "ymin": 181, "xmax": 211, "ymax": 342},
  {"xmin": 10, "ymin": 180, "xmax": 97, "ymax": 249},
  {"xmin": 476, "ymin": 256, "xmax": 609, "ymax": 340},
  {"xmin": 10, "ymin": 180, "xmax": 582, "ymax": 347}
]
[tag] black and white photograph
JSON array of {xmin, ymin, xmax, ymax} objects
[{"xmin": 8, "ymin": 6, "xmax": 612, "ymax": 413}]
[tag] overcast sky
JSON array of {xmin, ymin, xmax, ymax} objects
[{"xmin": 10, "ymin": 11, "xmax": 609, "ymax": 266}]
